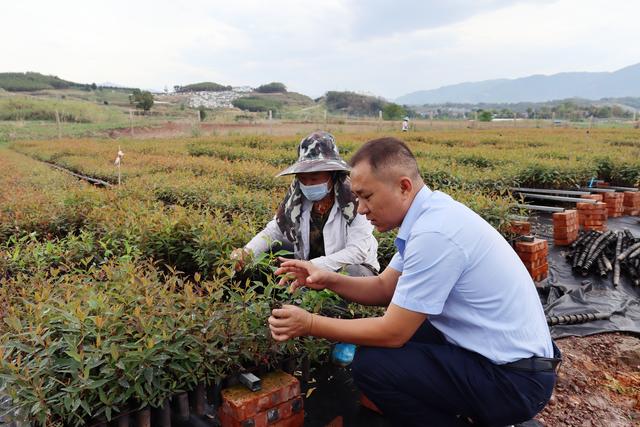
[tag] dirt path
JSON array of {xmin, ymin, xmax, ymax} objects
[{"xmin": 537, "ymin": 333, "xmax": 639, "ymax": 426}]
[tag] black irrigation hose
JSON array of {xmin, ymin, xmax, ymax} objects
[
  {"xmin": 613, "ymin": 231, "xmax": 623, "ymax": 287},
  {"xmin": 566, "ymin": 229, "xmax": 640, "ymax": 287},
  {"xmin": 583, "ymin": 231, "xmax": 616, "ymax": 271},
  {"xmin": 617, "ymin": 242, "xmax": 640, "ymax": 261},
  {"xmin": 546, "ymin": 312, "xmax": 610, "ymax": 326}
]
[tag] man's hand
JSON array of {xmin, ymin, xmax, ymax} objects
[
  {"xmin": 274, "ymin": 257, "xmax": 331, "ymax": 291},
  {"xmin": 268, "ymin": 305, "xmax": 314, "ymax": 341},
  {"xmin": 230, "ymin": 248, "xmax": 252, "ymax": 271}
]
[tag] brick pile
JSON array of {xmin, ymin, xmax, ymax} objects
[
  {"xmin": 218, "ymin": 371, "xmax": 303, "ymax": 427},
  {"xmin": 580, "ymin": 194, "xmax": 603, "ymax": 202},
  {"xmin": 506, "ymin": 220, "xmax": 531, "ymax": 236},
  {"xmin": 623, "ymin": 191, "xmax": 640, "ymax": 216},
  {"xmin": 552, "ymin": 210, "xmax": 579, "ymax": 245},
  {"xmin": 603, "ymin": 192, "xmax": 624, "ymax": 218},
  {"xmin": 515, "ymin": 238, "xmax": 549, "ymax": 282},
  {"xmin": 577, "ymin": 202, "xmax": 607, "ymax": 232}
]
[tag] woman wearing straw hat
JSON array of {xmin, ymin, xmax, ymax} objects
[{"xmin": 231, "ymin": 131, "xmax": 379, "ymax": 277}]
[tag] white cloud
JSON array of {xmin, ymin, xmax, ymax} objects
[{"xmin": 1, "ymin": 0, "xmax": 638, "ymax": 97}]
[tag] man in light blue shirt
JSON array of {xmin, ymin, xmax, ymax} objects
[{"xmin": 268, "ymin": 137, "xmax": 559, "ymax": 426}]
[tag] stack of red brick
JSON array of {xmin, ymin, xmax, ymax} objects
[
  {"xmin": 576, "ymin": 201, "xmax": 607, "ymax": 232},
  {"xmin": 552, "ymin": 210, "xmax": 579, "ymax": 245},
  {"xmin": 623, "ymin": 191, "xmax": 640, "ymax": 216},
  {"xmin": 218, "ymin": 371, "xmax": 304, "ymax": 427},
  {"xmin": 580, "ymin": 194, "xmax": 603, "ymax": 202},
  {"xmin": 506, "ymin": 220, "xmax": 531, "ymax": 236},
  {"xmin": 603, "ymin": 192, "xmax": 624, "ymax": 217},
  {"xmin": 515, "ymin": 238, "xmax": 548, "ymax": 282}
]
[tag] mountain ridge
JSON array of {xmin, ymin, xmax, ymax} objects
[{"xmin": 396, "ymin": 63, "xmax": 640, "ymax": 105}]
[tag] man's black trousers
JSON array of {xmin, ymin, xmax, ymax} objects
[{"xmin": 352, "ymin": 321, "xmax": 557, "ymax": 427}]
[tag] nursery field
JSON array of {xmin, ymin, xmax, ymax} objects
[{"xmin": 1, "ymin": 126, "xmax": 640, "ymax": 425}]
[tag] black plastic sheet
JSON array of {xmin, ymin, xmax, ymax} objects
[{"xmin": 532, "ymin": 214, "xmax": 640, "ymax": 338}]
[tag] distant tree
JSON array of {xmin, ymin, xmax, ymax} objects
[
  {"xmin": 255, "ymin": 82, "xmax": 287, "ymax": 93},
  {"xmin": 91, "ymin": 82, "xmax": 97, "ymax": 90},
  {"xmin": 478, "ymin": 110, "xmax": 493, "ymax": 121},
  {"xmin": 198, "ymin": 105, "xmax": 207, "ymax": 121},
  {"xmin": 130, "ymin": 89, "xmax": 154, "ymax": 112},
  {"xmin": 382, "ymin": 103, "xmax": 407, "ymax": 120}
]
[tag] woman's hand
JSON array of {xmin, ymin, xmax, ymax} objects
[
  {"xmin": 230, "ymin": 248, "xmax": 251, "ymax": 271},
  {"xmin": 274, "ymin": 257, "xmax": 332, "ymax": 291},
  {"xmin": 268, "ymin": 305, "xmax": 314, "ymax": 341}
]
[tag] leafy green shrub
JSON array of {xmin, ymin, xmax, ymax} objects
[
  {"xmin": 325, "ymin": 91, "xmax": 386, "ymax": 116},
  {"xmin": 175, "ymin": 82, "xmax": 232, "ymax": 92},
  {"xmin": 232, "ymin": 97, "xmax": 282, "ymax": 113},
  {"xmin": 255, "ymin": 82, "xmax": 287, "ymax": 93}
]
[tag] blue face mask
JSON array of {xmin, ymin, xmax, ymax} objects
[{"xmin": 299, "ymin": 180, "xmax": 331, "ymax": 201}]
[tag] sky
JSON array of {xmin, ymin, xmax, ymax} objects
[{"xmin": 2, "ymin": 0, "xmax": 639, "ymax": 99}]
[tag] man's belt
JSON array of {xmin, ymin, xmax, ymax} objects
[{"xmin": 503, "ymin": 356, "xmax": 561, "ymax": 372}]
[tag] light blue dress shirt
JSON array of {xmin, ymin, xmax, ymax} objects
[{"xmin": 389, "ymin": 186, "xmax": 553, "ymax": 364}]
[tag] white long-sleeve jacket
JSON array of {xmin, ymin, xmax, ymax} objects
[{"xmin": 245, "ymin": 198, "xmax": 379, "ymax": 272}]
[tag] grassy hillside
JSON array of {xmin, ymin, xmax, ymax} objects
[
  {"xmin": 0, "ymin": 72, "xmax": 91, "ymax": 92},
  {"xmin": 232, "ymin": 91, "xmax": 315, "ymax": 116},
  {"xmin": 0, "ymin": 95, "xmax": 122, "ymax": 123}
]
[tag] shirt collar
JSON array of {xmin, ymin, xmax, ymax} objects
[{"xmin": 395, "ymin": 186, "xmax": 432, "ymax": 254}]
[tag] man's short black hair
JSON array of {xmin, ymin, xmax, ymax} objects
[{"xmin": 349, "ymin": 137, "xmax": 420, "ymax": 179}]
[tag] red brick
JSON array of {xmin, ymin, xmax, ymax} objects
[
  {"xmin": 219, "ymin": 408, "xmax": 304, "ymax": 427},
  {"xmin": 522, "ymin": 258, "xmax": 548, "ymax": 269},
  {"xmin": 602, "ymin": 192, "xmax": 623, "ymax": 199},
  {"xmin": 517, "ymin": 250, "xmax": 548, "ymax": 263},
  {"xmin": 553, "ymin": 218, "xmax": 578, "ymax": 226},
  {"xmin": 584, "ymin": 224, "xmax": 607, "ymax": 232},
  {"xmin": 506, "ymin": 220, "xmax": 531, "ymax": 236},
  {"xmin": 554, "ymin": 238, "xmax": 576, "ymax": 246},
  {"xmin": 553, "ymin": 233, "xmax": 578, "ymax": 242},
  {"xmin": 552, "ymin": 209, "xmax": 578, "ymax": 219},
  {"xmin": 623, "ymin": 192, "xmax": 640, "ymax": 207},
  {"xmin": 623, "ymin": 207, "xmax": 640, "ymax": 215},
  {"xmin": 553, "ymin": 224, "xmax": 579, "ymax": 233},
  {"xmin": 219, "ymin": 397, "xmax": 304, "ymax": 427},
  {"xmin": 526, "ymin": 263, "xmax": 548, "ymax": 281},
  {"xmin": 219, "ymin": 371, "xmax": 300, "ymax": 421},
  {"xmin": 576, "ymin": 201, "xmax": 606, "ymax": 210},
  {"xmin": 580, "ymin": 194, "xmax": 603, "ymax": 201},
  {"xmin": 515, "ymin": 238, "xmax": 548, "ymax": 253}
]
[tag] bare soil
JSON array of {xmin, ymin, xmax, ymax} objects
[{"xmin": 536, "ymin": 333, "xmax": 640, "ymax": 426}]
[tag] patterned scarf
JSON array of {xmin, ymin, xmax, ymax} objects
[{"xmin": 275, "ymin": 173, "xmax": 358, "ymax": 256}]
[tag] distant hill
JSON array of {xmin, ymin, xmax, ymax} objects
[
  {"xmin": 175, "ymin": 82, "xmax": 232, "ymax": 93},
  {"xmin": 0, "ymin": 72, "xmax": 137, "ymax": 93},
  {"xmin": 0, "ymin": 72, "xmax": 91, "ymax": 92},
  {"xmin": 397, "ymin": 63, "xmax": 640, "ymax": 105},
  {"xmin": 323, "ymin": 91, "xmax": 387, "ymax": 116}
]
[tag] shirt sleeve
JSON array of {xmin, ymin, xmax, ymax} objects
[
  {"xmin": 391, "ymin": 231, "xmax": 467, "ymax": 315},
  {"xmin": 310, "ymin": 213, "xmax": 377, "ymax": 271},
  {"xmin": 388, "ymin": 251, "xmax": 403, "ymax": 272},
  {"xmin": 245, "ymin": 217, "xmax": 290, "ymax": 256}
]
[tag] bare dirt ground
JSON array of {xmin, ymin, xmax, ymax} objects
[{"xmin": 537, "ymin": 333, "xmax": 639, "ymax": 426}]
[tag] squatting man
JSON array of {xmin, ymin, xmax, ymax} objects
[{"xmin": 268, "ymin": 137, "xmax": 560, "ymax": 427}]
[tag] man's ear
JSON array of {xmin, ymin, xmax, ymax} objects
[{"xmin": 399, "ymin": 176, "xmax": 413, "ymax": 195}]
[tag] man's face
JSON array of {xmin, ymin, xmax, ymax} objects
[
  {"xmin": 351, "ymin": 162, "xmax": 407, "ymax": 232},
  {"xmin": 296, "ymin": 171, "xmax": 332, "ymax": 186}
]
